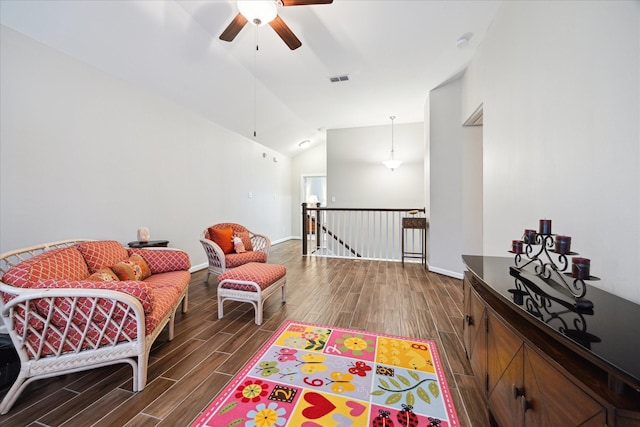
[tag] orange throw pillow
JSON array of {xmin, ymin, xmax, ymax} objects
[
  {"xmin": 111, "ymin": 260, "xmax": 143, "ymax": 281},
  {"xmin": 129, "ymin": 254, "xmax": 152, "ymax": 280},
  {"xmin": 87, "ymin": 268, "xmax": 119, "ymax": 281},
  {"xmin": 209, "ymin": 227, "xmax": 234, "ymax": 254}
]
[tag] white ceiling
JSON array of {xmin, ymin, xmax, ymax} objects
[{"xmin": 0, "ymin": 0, "xmax": 502, "ymax": 158}]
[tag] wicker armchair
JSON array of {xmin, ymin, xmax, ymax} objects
[{"xmin": 200, "ymin": 223, "xmax": 270, "ymax": 283}]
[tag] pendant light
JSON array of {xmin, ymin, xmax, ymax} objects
[{"xmin": 382, "ymin": 116, "xmax": 402, "ymax": 171}]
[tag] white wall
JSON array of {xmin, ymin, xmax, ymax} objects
[
  {"xmin": 0, "ymin": 26, "xmax": 292, "ymax": 269},
  {"xmin": 429, "ymin": 77, "xmax": 483, "ymax": 277},
  {"xmin": 327, "ymin": 123, "xmax": 425, "ymax": 209},
  {"xmin": 290, "ymin": 142, "xmax": 327, "ymax": 239},
  {"xmin": 462, "ymin": 120, "xmax": 483, "ymax": 258},
  {"xmin": 463, "ymin": 1, "xmax": 640, "ymax": 302}
]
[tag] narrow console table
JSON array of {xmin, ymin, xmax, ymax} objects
[
  {"xmin": 462, "ymin": 255, "xmax": 640, "ymax": 427},
  {"xmin": 401, "ymin": 217, "xmax": 427, "ymax": 267}
]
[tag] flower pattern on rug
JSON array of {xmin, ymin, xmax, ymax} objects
[{"xmin": 191, "ymin": 321, "xmax": 459, "ymax": 427}]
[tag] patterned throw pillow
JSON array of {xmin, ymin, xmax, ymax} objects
[
  {"xmin": 235, "ymin": 230, "xmax": 253, "ymax": 252},
  {"xmin": 87, "ymin": 268, "xmax": 119, "ymax": 281},
  {"xmin": 127, "ymin": 248, "xmax": 191, "ymax": 274},
  {"xmin": 209, "ymin": 227, "xmax": 234, "ymax": 254},
  {"xmin": 111, "ymin": 260, "xmax": 143, "ymax": 281},
  {"xmin": 129, "ymin": 254, "xmax": 151, "ymax": 280},
  {"xmin": 77, "ymin": 241, "xmax": 129, "ymax": 274}
]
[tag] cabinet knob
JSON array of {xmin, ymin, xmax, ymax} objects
[
  {"xmin": 521, "ymin": 396, "xmax": 532, "ymax": 412},
  {"xmin": 465, "ymin": 315, "xmax": 474, "ymax": 326},
  {"xmin": 513, "ymin": 385, "xmax": 524, "ymax": 398}
]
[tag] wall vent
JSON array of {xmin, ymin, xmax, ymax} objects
[{"xmin": 329, "ymin": 74, "xmax": 349, "ymax": 83}]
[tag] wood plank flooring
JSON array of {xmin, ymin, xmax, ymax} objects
[{"xmin": 0, "ymin": 240, "xmax": 488, "ymax": 426}]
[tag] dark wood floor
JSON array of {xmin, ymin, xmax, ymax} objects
[{"xmin": 0, "ymin": 240, "xmax": 488, "ymax": 426}]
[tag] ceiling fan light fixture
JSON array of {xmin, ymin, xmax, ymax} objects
[
  {"xmin": 383, "ymin": 116, "xmax": 402, "ymax": 171},
  {"xmin": 238, "ymin": 0, "xmax": 278, "ymax": 26}
]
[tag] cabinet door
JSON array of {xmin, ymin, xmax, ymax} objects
[
  {"xmin": 487, "ymin": 313, "xmax": 525, "ymax": 427},
  {"xmin": 522, "ymin": 347, "xmax": 606, "ymax": 427},
  {"xmin": 463, "ymin": 276, "xmax": 487, "ymax": 392}
]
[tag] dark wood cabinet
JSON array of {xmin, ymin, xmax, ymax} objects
[
  {"xmin": 486, "ymin": 311, "xmax": 525, "ymax": 426},
  {"xmin": 486, "ymin": 311, "xmax": 606, "ymax": 426},
  {"xmin": 462, "ymin": 256, "xmax": 640, "ymax": 427},
  {"xmin": 463, "ymin": 273, "xmax": 487, "ymax": 392}
]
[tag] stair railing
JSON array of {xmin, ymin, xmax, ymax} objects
[{"xmin": 301, "ymin": 203, "xmax": 427, "ymax": 262}]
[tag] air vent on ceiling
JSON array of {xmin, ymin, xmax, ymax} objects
[{"xmin": 329, "ymin": 74, "xmax": 349, "ymax": 83}]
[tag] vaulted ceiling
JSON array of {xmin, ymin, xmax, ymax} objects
[{"xmin": 0, "ymin": 0, "xmax": 502, "ymax": 157}]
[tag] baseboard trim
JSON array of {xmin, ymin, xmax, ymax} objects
[
  {"xmin": 190, "ymin": 262, "xmax": 208, "ymax": 273},
  {"xmin": 272, "ymin": 236, "xmax": 297, "ymax": 245},
  {"xmin": 427, "ymin": 264, "xmax": 464, "ymax": 280}
]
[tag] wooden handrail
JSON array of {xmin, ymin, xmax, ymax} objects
[{"xmin": 301, "ymin": 204, "xmax": 427, "ymax": 260}]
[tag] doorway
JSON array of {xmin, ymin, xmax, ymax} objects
[{"xmin": 302, "ymin": 175, "xmax": 326, "ymax": 207}]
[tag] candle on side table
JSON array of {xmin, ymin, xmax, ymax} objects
[
  {"xmin": 555, "ymin": 235, "xmax": 572, "ymax": 254},
  {"xmin": 539, "ymin": 219, "xmax": 552, "ymax": 235},
  {"xmin": 572, "ymin": 257, "xmax": 590, "ymax": 279}
]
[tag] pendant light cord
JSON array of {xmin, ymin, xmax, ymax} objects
[
  {"xmin": 390, "ymin": 115, "xmax": 395, "ymax": 159},
  {"xmin": 253, "ymin": 27, "xmax": 258, "ymax": 138}
]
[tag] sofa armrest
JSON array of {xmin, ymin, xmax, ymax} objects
[
  {"xmin": 0, "ymin": 281, "xmax": 146, "ymax": 361},
  {"xmin": 127, "ymin": 248, "xmax": 191, "ymax": 273},
  {"xmin": 199, "ymin": 238, "xmax": 226, "ymax": 271},
  {"xmin": 250, "ymin": 233, "xmax": 271, "ymax": 256}
]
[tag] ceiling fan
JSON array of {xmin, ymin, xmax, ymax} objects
[{"xmin": 219, "ymin": 0, "xmax": 333, "ymax": 50}]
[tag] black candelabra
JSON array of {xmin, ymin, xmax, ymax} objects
[{"xmin": 510, "ymin": 220, "xmax": 598, "ymax": 299}]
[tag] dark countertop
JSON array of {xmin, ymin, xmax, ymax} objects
[{"xmin": 462, "ymin": 255, "xmax": 640, "ymax": 390}]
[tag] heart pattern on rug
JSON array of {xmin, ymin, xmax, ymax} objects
[
  {"xmin": 346, "ymin": 400, "xmax": 366, "ymax": 417},
  {"xmin": 302, "ymin": 392, "xmax": 337, "ymax": 419}
]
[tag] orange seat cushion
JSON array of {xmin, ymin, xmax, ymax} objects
[{"xmin": 218, "ymin": 262, "xmax": 286, "ymax": 292}]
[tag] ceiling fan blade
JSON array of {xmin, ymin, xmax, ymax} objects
[
  {"xmin": 219, "ymin": 13, "xmax": 248, "ymax": 42},
  {"xmin": 269, "ymin": 15, "xmax": 302, "ymax": 50},
  {"xmin": 281, "ymin": 0, "xmax": 333, "ymax": 5}
]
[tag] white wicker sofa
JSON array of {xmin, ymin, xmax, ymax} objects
[{"xmin": 0, "ymin": 239, "xmax": 190, "ymax": 414}]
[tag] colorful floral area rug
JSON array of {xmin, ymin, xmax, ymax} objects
[{"xmin": 192, "ymin": 320, "xmax": 459, "ymax": 427}]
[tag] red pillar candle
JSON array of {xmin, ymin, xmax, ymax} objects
[
  {"xmin": 539, "ymin": 219, "xmax": 552, "ymax": 235},
  {"xmin": 555, "ymin": 235, "xmax": 572, "ymax": 254},
  {"xmin": 512, "ymin": 240, "xmax": 523, "ymax": 254},
  {"xmin": 524, "ymin": 229, "xmax": 537, "ymax": 244},
  {"xmin": 572, "ymin": 257, "xmax": 590, "ymax": 279}
]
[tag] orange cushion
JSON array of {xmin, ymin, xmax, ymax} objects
[
  {"xmin": 77, "ymin": 241, "xmax": 128, "ymax": 274},
  {"xmin": 218, "ymin": 262, "xmax": 286, "ymax": 291},
  {"xmin": 127, "ymin": 248, "xmax": 191, "ymax": 273},
  {"xmin": 129, "ymin": 254, "xmax": 152, "ymax": 280},
  {"xmin": 87, "ymin": 268, "xmax": 119, "ymax": 281},
  {"xmin": 111, "ymin": 260, "xmax": 143, "ymax": 281},
  {"xmin": 225, "ymin": 251, "xmax": 267, "ymax": 268},
  {"xmin": 2, "ymin": 247, "xmax": 90, "ymax": 288},
  {"xmin": 209, "ymin": 227, "xmax": 234, "ymax": 254}
]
